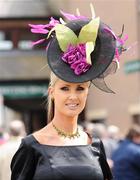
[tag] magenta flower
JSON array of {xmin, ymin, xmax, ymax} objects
[
  {"xmin": 118, "ymin": 34, "xmax": 128, "ymax": 45},
  {"xmin": 114, "ymin": 34, "xmax": 128, "ymax": 62},
  {"xmin": 62, "ymin": 44, "xmax": 86, "ymax": 62},
  {"xmin": 31, "ymin": 38, "xmax": 46, "ymax": 46},
  {"xmin": 62, "ymin": 44, "xmax": 91, "ymax": 75},
  {"xmin": 29, "ymin": 17, "xmax": 60, "ymax": 47},
  {"xmin": 71, "ymin": 59, "xmax": 91, "ymax": 75},
  {"xmin": 49, "ymin": 17, "xmax": 60, "ymax": 28},
  {"xmin": 29, "ymin": 17, "xmax": 60, "ymax": 34},
  {"xmin": 31, "ymin": 28, "xmax": 49, "ymax": 34},
  {"xmin": 29, "ymin": 23, "xmax": 49, "ymax": 34},
  {"xmin": 104, "ymin": 27, "xmax": 128, "ymax": 62}
]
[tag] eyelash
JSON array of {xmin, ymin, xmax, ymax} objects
[
  {"xmin": 60, "ymin": 87, "xmax": 69, "ymax": 91},
  {"xmin": 60, "ymin": 87, "xmax": 85, "ymax": 91},
  {"xmin": 77, "ymin": 87, "xmax": 85, "ymax": 91}
]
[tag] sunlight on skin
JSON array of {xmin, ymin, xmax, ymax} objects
[{"xmin": 48, "ymin": 79, "xmax": 90, "ymax": 133}]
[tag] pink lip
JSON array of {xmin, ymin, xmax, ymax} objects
[
  {"xmin": 65, "ymin": 103, "xmax": 79, "ymax": 106},
  {"xmin": 65, "ymin": 104, "xmax": 79, "ymax": 110}
]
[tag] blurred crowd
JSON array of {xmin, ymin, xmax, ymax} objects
[
  {"xmin": 0, "ymin": 120, "xmax": 140, "ymax": 180},
  {"xmin": 83, "ymin": 122, "xmax": 140, "ymax": 180}
]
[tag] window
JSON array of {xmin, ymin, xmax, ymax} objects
[{"xmin": 0, "ymin": 31, "xmax": 13, "ymax": 50}]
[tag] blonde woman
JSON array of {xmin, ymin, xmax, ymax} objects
[{"xmin": 11, "ymin": 6, "xmax": 127, "ymax": 180}]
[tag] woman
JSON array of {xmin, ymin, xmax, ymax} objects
[{"xmin": 11, "ymin": 5, "xmax": 127, "ymax": 180}]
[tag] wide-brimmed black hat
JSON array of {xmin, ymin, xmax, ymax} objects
[
  {"xmin": 29, "ymin": 7, "xmax": 127, "ymax": 93},
  {"xmin": 47, "ymin": 20, "xmax": 116, "ymax": 83}
]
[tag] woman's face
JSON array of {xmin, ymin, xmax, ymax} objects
[{"xmin": 49, "ymin": 79, "xmax": 90, "ymax": 118}]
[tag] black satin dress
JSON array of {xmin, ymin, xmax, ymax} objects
[{"xmin": 11, "ymin": 135, "xmax": 112, "ymax": 180}]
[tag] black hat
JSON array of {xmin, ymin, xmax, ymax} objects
[
  {"xmin": 47, "ymin": 20, "xmax": 116, "ymax": 83},
  {"xmin": 29, "ymin": 6, "xmax": 127, "ymax": 93}
]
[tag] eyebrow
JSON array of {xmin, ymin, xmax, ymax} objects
[
  {"xmin": 62, "ymin": 84, "xmax": 70, "ymax": 87},
  {"xmin": 62, "ymin": 84, "xmax": 86, "ymax": 87}
]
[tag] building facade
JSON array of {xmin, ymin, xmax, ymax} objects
[{"xmin": 0, "ymin": 0, "xmax": 140, "ymax": 134}]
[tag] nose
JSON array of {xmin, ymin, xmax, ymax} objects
[{"xmin": 68, "ymin": 92, "xmax": 78, "ymax": 100}]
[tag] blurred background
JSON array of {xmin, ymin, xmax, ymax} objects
[{"xmin": 0, "ymin": 0, "xmax": 139, "ymax": 137}]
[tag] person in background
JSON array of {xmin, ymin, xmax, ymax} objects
[
  {"xmin": 0, "ymin": 120, "xmax": 26, "ymax": 180},
  {"xmin": 107, "ymin": 125, "xmax": 120, "ymax": 141},
  {"xmin": 112, "ymin": 124, "xmax": 140, "ymax": 180},
  {"xmin": 105, "ymin": 125, "xmax": 120, "ymax": 161}
]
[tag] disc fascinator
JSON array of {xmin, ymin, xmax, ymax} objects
[{"xmin": 29, "ymin": 4, "xmax": 128, "ymax": 93}]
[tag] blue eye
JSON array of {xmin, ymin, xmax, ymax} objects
[{"xmin": 60, "ymin": 87, "xmax": 69, "ymax": 91}]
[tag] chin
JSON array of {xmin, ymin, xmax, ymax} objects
[
  {"xmin": 67, "ymin": 114, "xmax": 78, "ymax": 118},
  {"xmin": 63, "ymin": 110, "xmax": 82, "ymax": 118}
]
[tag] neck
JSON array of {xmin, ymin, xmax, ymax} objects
[{"xmin": 52, "ymin": 112, "xmax": 78, "ymax": 134}]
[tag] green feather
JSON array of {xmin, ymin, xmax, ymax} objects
[
  {"xmin": 55, "ymin": 24, "xmax": 78, "ymax": 52},
  {"xmin": 78, "ymin": 17, "xmax": 100, "ymax": 44}
]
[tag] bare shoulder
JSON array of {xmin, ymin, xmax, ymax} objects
[{"xmin": 32, "ymin": 124, "xmax": 55, "ymax": 145}]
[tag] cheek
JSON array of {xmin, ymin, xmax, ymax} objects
[
  {"xmin": 53, "ymin": 96, "xmax": 64, "ymax": 113},
  {"xmin": 80, "ymin": 93, "xmax": 88, "ymax": 105},
  {"xmin": 54, "ymin": 92, "xmax": 66, "ymax": 105},
  {"xmin": 82, "ymin": 90, "xmax": 88, "ymax": 99}
]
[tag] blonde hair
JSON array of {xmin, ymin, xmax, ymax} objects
[{"xmin": 47, "ymin": 72, "xmax": 59, "ymax": 123}]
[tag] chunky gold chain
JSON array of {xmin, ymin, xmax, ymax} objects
[{"xmin": 52, "ymin": 122, "xmax": 80, "ymax": 139}]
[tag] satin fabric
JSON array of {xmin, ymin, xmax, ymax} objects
[{"xmin": 11, "ymin": 135, "xmax": 105, "ymax": 180}]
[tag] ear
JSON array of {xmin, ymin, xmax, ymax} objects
[{"xmin": 48, "ymin": 86, "xmax": 54, "ymax": 98}]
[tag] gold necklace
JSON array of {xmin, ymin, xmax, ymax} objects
[{"xmin": 52, "ymin": 122, "xmax": 80, "ymax": 139}]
